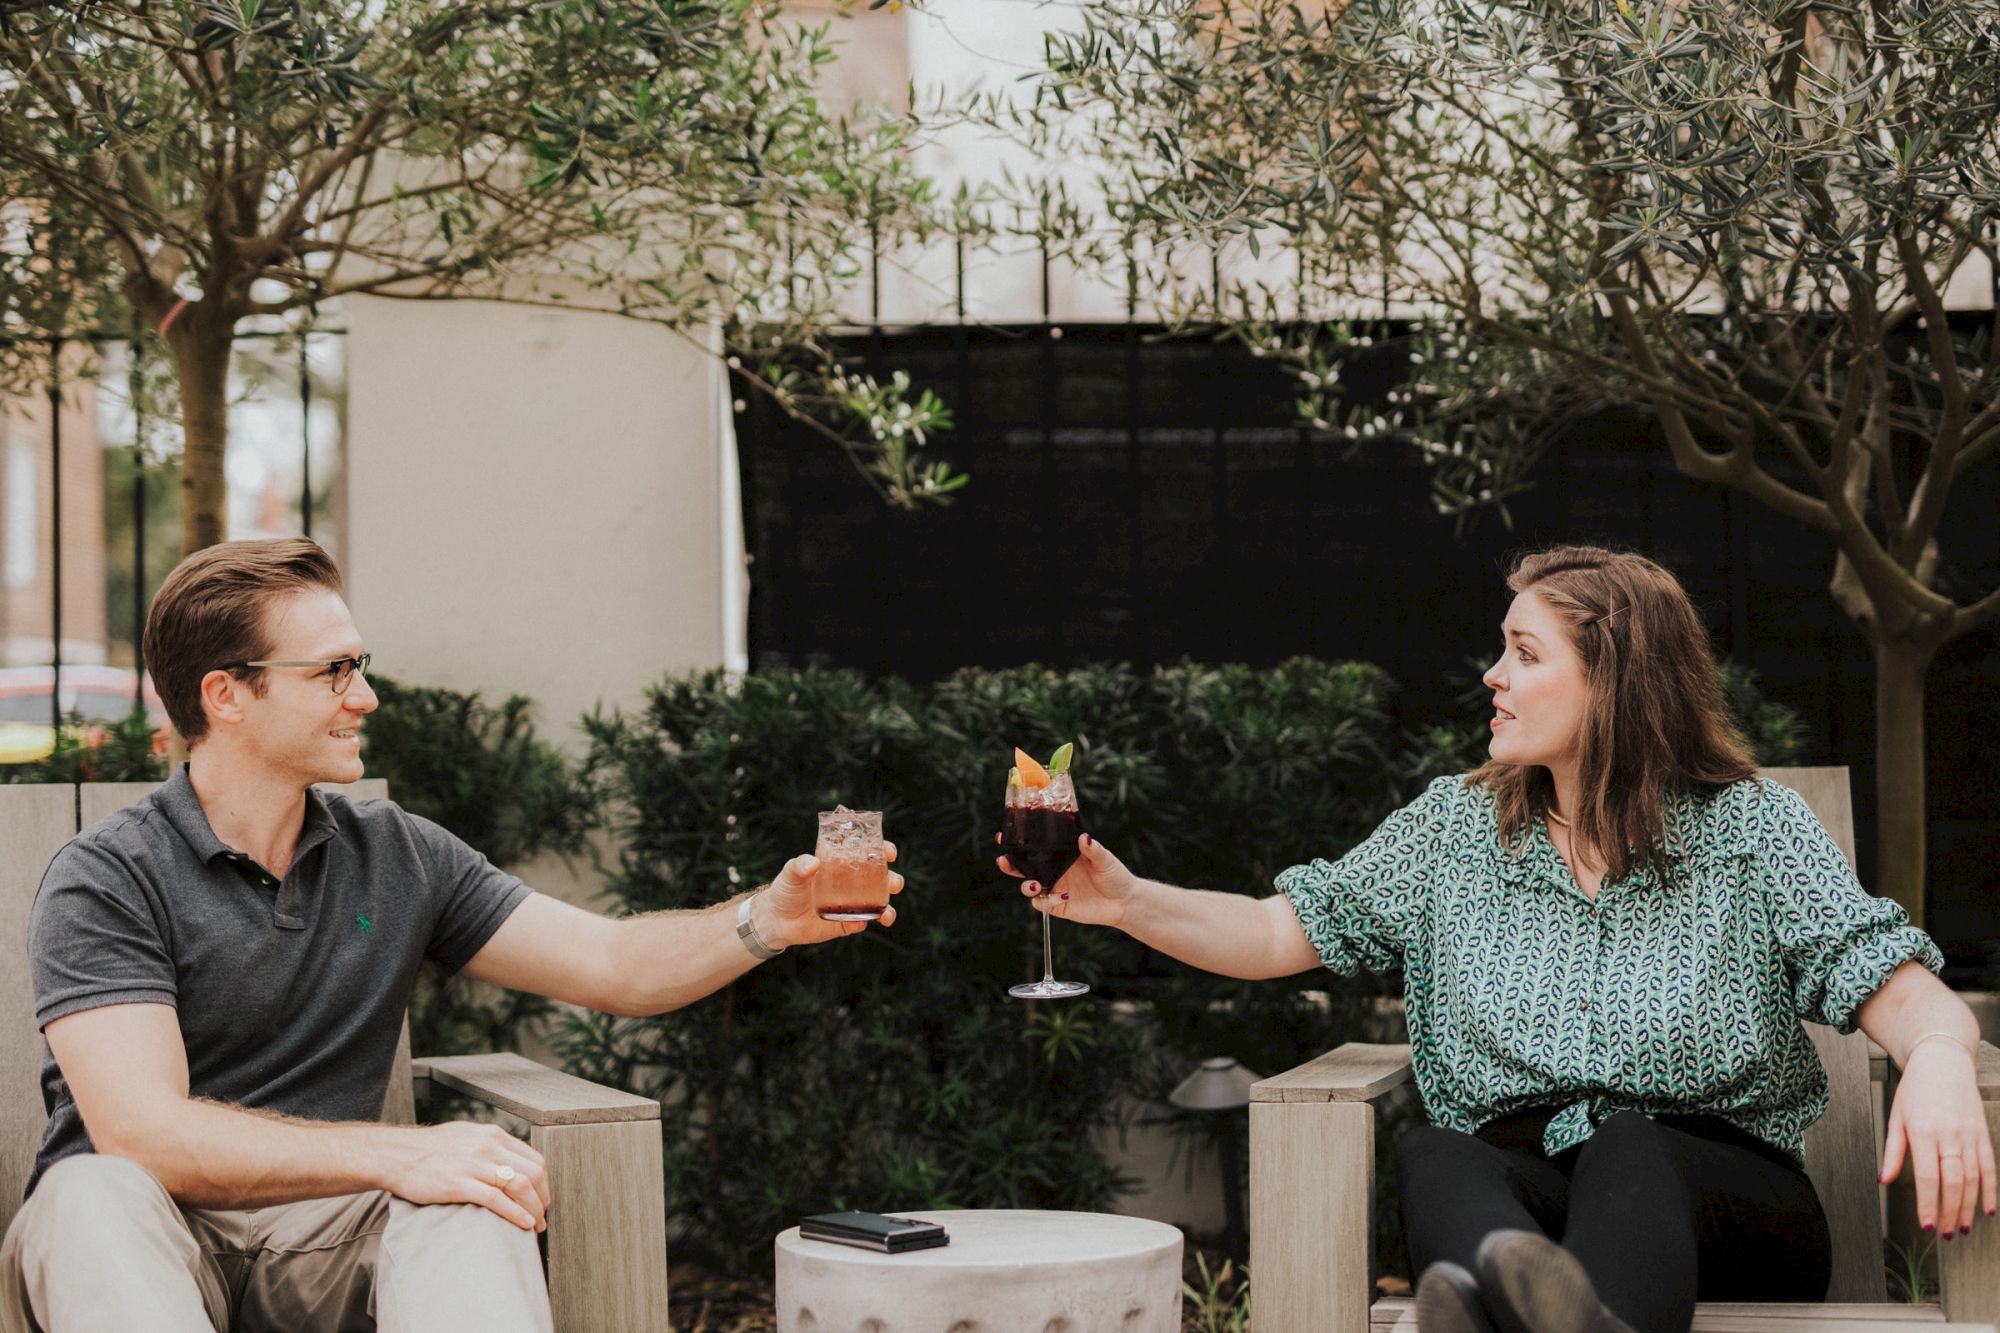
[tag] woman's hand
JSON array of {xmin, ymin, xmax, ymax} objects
[
  {"xmin": 758, "ymin": 842, "xmax": 904, "ymax": 947},
  {"xmin": 1881, "ymin": 1039, "xmax": 1998, "ymax": 1237},
  {"xmin": 994, "ymin": 832, "xmax": 1140, "ymax": 928}
]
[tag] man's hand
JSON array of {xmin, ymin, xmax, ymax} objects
[
  {"xmin": 387, "ymin": 1121, "xmax": 552, "ymax": 1232},
  {"xmin": 754, "ymin": 842, "xmax": 904, "ymax": 949}
]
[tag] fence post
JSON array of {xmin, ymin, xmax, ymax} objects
[
  {"xmin": 299, "ymin": 331, "xmax": 313, "ymax": 540},
  {"xmin": 47, "ymin": 337, "xmax": 63, "ymax": 730}
]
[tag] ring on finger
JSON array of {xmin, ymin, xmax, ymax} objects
[{"xmin": 495, "ymin": 1164, "xmax": 518, "ymax": 1184}]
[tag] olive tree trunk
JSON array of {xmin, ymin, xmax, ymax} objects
[
  {"xmin": 1872, "ymin": 635, "xmax": 1937, "ymax": 929},
  {"xmin": 167, "ymin": 311, "xmax": 234, "ymax": 556}
]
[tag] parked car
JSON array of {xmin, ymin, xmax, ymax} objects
[{"xmin": 0, "ymin": 666, "xmax": 168, "ymax": 765}]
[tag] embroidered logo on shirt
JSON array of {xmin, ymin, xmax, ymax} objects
[{"xmin": 356, "ymin": 913, "xmax": 374, "ymax": 933}]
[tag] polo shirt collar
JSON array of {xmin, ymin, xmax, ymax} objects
[{"xmin": 156, "ymin": 763, "xmax": 341, "ymax": 869}]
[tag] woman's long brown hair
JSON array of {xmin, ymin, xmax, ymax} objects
[{"xmin": 1470, "ymin": 546, "xmax": 1758, "ymax": 881}]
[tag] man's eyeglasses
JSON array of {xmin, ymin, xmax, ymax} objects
[{"xmin": 222, "ymin": 653, "xmax": 372, "ymax": 694}]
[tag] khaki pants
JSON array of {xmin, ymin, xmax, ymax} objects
[{"xmin": 0, "ymin": 1155, "xmax": 555, "ymax": 1333}]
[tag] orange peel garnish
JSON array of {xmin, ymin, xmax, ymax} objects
[{"xmin": 1013, "ymin": 746, "xmax": 1052, "ymax": 788}]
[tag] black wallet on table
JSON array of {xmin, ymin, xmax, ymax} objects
[{"xmin": 799, "ymin": 1211, "xmax": 951, "ymax": 1253}]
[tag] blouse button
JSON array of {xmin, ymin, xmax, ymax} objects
[{"xmin": 1578, "ymin": 1000, "xmax": 1591, "ymax": 1013}]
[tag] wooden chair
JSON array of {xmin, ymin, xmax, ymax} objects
[
  {"xmin": 1249, "ymin": 767, "xmax": 2000, "ymax": 1333},
  {"xmin": 0, "ymin": 781, "xmax": 671, "ymax": 1333}
]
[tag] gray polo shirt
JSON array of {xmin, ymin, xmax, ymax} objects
[{"xmin": 26, "ymin": 765, "xmax": 531, "ymax": 1194}]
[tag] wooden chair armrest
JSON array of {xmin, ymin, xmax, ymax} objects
[
  {"xmin": 1251, "ymin": 1042, "xmax": 1414, "ymax": 1104},
  {"xmin": 1251, "ymin": 1043, "xmax": 1411, "ymax": 1333},
  {"xmin": 414, "ymin": 1054, "xmax": 670, "ymax": 1330},
  {"xmin": 411, "ymin": 1053, "xmax": 659, "ymax": 1125},
  {"xmin": 1938, "ymin": 1062, "xmax": 2000, "ymax": 1327}
]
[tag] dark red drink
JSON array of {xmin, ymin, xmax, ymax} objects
[
  {"xmin": 1000, "ymin": 750, "xmax": 1090, "ymax": 1000},
  {"xmin": 1002, "ymin": 803, "xmax": 1081, "ymax": 892}
]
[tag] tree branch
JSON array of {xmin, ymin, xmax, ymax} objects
[
  {"xmin": 1957, "ymin": 581, "xmax": 2000, "ymax": 636},
  {"xmin": 14, "ymin": 45, "xmax": 168, "ymax": 225},
  {"xmin": 1892, "ymin": 230, "xmax": 1970, "ymax": 566},
  {"xmin": 265, "ymin": 98, "xmax": 400, "ymax": 251},
  {"xmin": 1598, "ymin": 291, "xmax": 1837, "ymax": 532}
]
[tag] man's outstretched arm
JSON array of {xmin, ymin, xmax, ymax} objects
[
  {"xmin": 460, "ymin": 847, "xmax": 903, "ymax": 1016},
  {"xmin": 44, "ymin": 1003, "xmax": 551, "ymax": 1228}
]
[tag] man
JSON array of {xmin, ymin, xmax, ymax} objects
[{"xmin": 0, "ymin": 537, "xmax": 899, "ymax": 1332}]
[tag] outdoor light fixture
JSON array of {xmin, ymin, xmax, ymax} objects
[{"xmin": 1168, "ymin": 1056, "xmax": 1263, "ymax": 1260}]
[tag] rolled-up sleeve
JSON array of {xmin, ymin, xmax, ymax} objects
[
  {"xmin": 1276, "ymin": 775, "xmax": 1456, "ymax": 975},
  {"xmin": 1759, "ymin": 781, "xmax": 1941, "ymax": 1032}
]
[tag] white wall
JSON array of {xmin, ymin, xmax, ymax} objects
[{"xmin": 344, "ymin": 298, "xmax": 739, "ymax": 752}]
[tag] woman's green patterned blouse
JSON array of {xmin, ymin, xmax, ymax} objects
[{"xmin": 1276, "ymin": 776, "xmax": 1942, "ymax": 1164}]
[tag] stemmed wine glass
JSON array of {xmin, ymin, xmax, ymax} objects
[{"xmin": 1000, "ymin": 747, "xmax": 1089, "ymax": 1000}]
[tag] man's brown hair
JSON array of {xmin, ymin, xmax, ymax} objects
[
  {"xmin": 143, "ymin": 538, "xmax": 345, "ymax": 744},
  {"xmin": 1470, "ymin": 544, "xmax": 1757, "ymax": 882}
]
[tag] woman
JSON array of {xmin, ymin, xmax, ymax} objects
[{"xmin": 1004, "ymin": 546, "xmax": 1992, "ymax": 1333}]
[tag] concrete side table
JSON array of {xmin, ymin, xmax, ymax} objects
[{"xmin": 774, "ymin": 1208, "xmax": 1184, "ymax": 1332}]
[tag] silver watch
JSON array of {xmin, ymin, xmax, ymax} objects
[{"xmin": 736, "ymin": 892, "xmax": 786, "ymax": 961}]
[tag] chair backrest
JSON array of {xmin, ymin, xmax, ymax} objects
[
  {"xmin": 0, "ymin": 777, "xmax": 410, "ymax": 1234},
  {"xmin": 0, "ymin": 786, "xmax": 79, "ymax": 1229},
  {"xmin": 1762, "ymin": 766, "xmax": 1887, "ymax": 1304}
]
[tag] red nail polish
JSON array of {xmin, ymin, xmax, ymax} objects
[
  {"xmin": 1026, "ymin": 882, "xmax": 1040, "ymax": 895},
  {"xmin": 1925, "ymin": 1223, "xmax": 1937, "ymax": 1232},
  {"xmin": 1082, "ymin": 833, "xmax": 1093, "ymax": 847},
  {"xmin": 1061, "ymin": 892, "xmax": 1070, "ymax": 901}
]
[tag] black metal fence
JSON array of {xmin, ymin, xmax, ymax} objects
[
  {"xmin": 734, "ymin": 320, "xmax": 2000, "ymax": 975},
  {"xmin": 1, "ymin": 328, "xmax": 340, "ymax": 724}
]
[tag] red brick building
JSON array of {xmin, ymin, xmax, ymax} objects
[{"xmin": 0, "ymin": 344, "xmax": 107, "ymax": 668}]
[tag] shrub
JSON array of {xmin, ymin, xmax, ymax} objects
[
  {"xmin": 1719, "ymin": 662, "xmax": 1809, "ymax": 767},
  {"xmin": 361, "ymin": 677, "xmax": 599, "ymax": 869},
  {"xmin": 559, "ymin": 660, "xmax": 1423, "ymax": 1266},
  {"xmin": 557, "ymin": 656, "xmax": 1809, "ymax": 1267},
  {"xmin": 0, "ymin": 706, "xmax": 167, "ymax": 785},
  {"xmin": 359, "ymin": 677, "xmax": 600, "ymax": 1058}
]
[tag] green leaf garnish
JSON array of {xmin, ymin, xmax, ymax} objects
[{"xmin": 1047, "ymin": 742, "xmax": 1074, "ymax": 774}]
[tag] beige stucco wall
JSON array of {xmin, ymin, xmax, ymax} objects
[{"xmin": 343, "ymin": 297, "xmax": 738, "ymax": 755}]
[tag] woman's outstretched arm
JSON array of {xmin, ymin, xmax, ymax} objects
[{"xmin": 999, "ymin": 834, "xmax": 1323, "ymax": 979}]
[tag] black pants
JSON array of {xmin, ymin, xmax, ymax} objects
[{"xmin": 1397, "ymin": 1110, "xmax": 1833, "ymax": 1333}]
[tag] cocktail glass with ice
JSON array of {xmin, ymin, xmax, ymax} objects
[{"xmin": 814, "ymin": 807, "xmax": 889, "ymax": 921}]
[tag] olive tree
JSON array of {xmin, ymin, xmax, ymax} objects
[
  {"xmin": 1018, "ymin": 0, "xmax": 2000, "ymax": 922},
  {"xmin": 1, "ymin": 0, "xmax": 954, "ymax": 553}
]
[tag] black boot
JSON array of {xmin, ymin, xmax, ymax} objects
[
  {"xmin": 1416, "ymin": 1260, "xmax": 1500, "ymax": 1333},
  {"xmin": 1475, "ymin": 1230, "xmax": 1639, "ymax": 1333}
]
